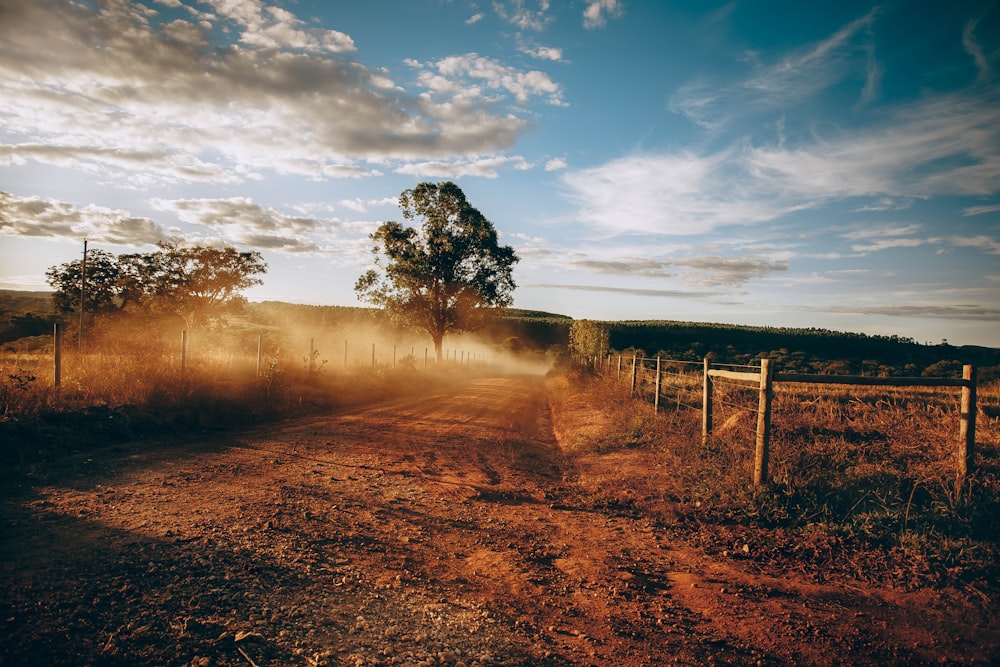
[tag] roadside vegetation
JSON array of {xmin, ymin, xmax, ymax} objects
[{"xmin": 548, "ymin": 363, "xmax": 1000, "ymax": 595}]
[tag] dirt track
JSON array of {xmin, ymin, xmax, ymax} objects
[{"xmin": 2, "ymin": 374, "xmax": 998, "ymax": 666}]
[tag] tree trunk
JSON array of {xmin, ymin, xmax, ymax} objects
[{"xmin": 433, "ymin": 334, "xmax": 444, "ymax": 363}]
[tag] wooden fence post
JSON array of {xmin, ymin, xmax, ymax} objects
[
  {"xmin": 180, "ymin": 330, "xmax": 188, "ymax": 376},
  {"xmin": 424, "ymin": 347, "xmax": 428, "ymax": 369},
  {"xmin": 754, "ymin": 359, "xmax": 774, "ymax": 488},
  {"xmin": 371, "ymin": 343, "xmax": 376, "ymax": 368},
  {"xmin": 653, "ymin": 356, "xmax": 661, "ymax": 413},
  {"xmin": 53, "ymin": 322, "xmax": 61, "ymax": 388},
  {"xmin": 393, "ymin": 345, "xmax": 397, "ymax": 369},
  {"xmin": 630, "ymin": 352, "xmax": 638, "ymax": 397},
  {"xmin": 958, "ymin": 364, "xmax": 977, "ymax": 484},
  {"xmin": 309, "ymin": 338, "xmax": 315, "ymax": 373},
  {"xmin": 702, "ymin": 357, "xmax": 712, "ymax": 445},
  {"xmin": 256, "ymin": 334, "xmax": 262, "ymax": 377},
  {"xmin": 617, "ymin": 354, "xmax": 622, "ymax": 379}
]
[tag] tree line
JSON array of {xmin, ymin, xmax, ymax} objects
[{"xmin": 568, "ymin": 319, "xmax": 1000, "ymax": 380}]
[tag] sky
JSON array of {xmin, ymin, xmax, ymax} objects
[{"xmin": 1, "ymin": 0, "xmax": 999, "ymax": 348}]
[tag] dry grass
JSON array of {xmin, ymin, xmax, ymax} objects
[
  {"xmin": 551, "ymin": 364, "xmax": 1000, "ymax": 591},
  {"xmin": 0, "ymin": 325, "xmax": 477, "ymax": 462}
]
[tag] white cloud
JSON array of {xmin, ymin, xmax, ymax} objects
[
  {"xmin": 565, "ymin": 89, "xmax": 1000, "ymax": 236},
  {"xmin": 395, "ymin": 155, "xmax": 531, "ymax": 179},
  {"xmin": 962, "ymin": 203, "xmax": 1000, "ymax": 216},
  {"xmin": 522, "ymin": 45, "xmax": 564, "ymax": 62},
  {"xmin": 811, "ymin": 304, "xmax": 1000, "ymax": 321},
  {"xmin": 582, "ymin": 0, "xmax": 623, "ymax": 30},
  {"xmin": 963, "ymin": 17, "xmax": 992, "ymax": 83},
  {"xmin": 408, "ymin": 53, "xmax": 565, "ymax": 106},
  {"xmin": 544, "ymin": 157, "xmax": 568, "ymax": 171},
  {"xmin": 842, "ymin": 224, "xmax": 922, "ymax": 241},
  {"xmin": 561, "ymin": 150, "xmax": 805, "ymax": 235},
  {"xmin": 0, "ymin": 0, "xmax": 541, "ymax": 187},
  {"xmin": 947, "ymin": 235, "xmax": 1000, "ymax": 255},
  {"xmin": 151, "ymin": 197, "xmax": 344, "ymax": 254},
  {"xmin": 0, "ymin": 192, "xmax": 173, "ymax": 246},
  {"xmin": 466, "ymin": 13, "xmax": 486, "ymax": 25},
  {"xmin": 204, "ymin": 0, "xmax": 356, "ymax": 53},
  {"xmin": 493, "ymin": 0, "xmax": 552, "ymax": 31},
  {"xmin": 670, "ymin": 9, "xmax": 879, "ymax": 129}
]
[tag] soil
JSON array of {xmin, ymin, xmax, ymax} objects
[{"xmin": 2, "ymin": 373, "xmax": 998, "ymax": 666}]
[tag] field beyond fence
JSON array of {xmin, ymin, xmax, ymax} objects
[{"xmin": 589, "ymin": 352, "xmax": 996, "ymax": 493}]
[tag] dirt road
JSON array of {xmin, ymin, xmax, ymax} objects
[{"xmin": 1, "ymin": 375, "xmax": 997, "ymax": 666}]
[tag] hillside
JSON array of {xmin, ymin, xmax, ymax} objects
[
  {"xmin": 601, "ymin": 319, "xmax": 1000, "ymax": 379},
  {"xmin": 0, "ymin": 289, "xmax": 54, "ymax": 343},
  {"xmin": 2, "ymin": 290, "xmax": 998, "ymax": 376}
]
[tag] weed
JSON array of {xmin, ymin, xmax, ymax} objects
[{"xmin": 0, "ymin": 368, "xmax": 37, "ymax": 418}]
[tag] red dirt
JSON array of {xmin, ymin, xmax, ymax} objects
[{"xmin": 1, "ymin": 374, "xmax": 998, "ymax": 666}]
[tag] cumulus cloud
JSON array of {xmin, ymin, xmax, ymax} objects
[
  {"xmin": 0, "ymin": 0, "xmax": 543, "ymax": 187},
  {"xmin": 493, "ymin": 0, "xmax": 553, "ymax": 31},
  {"xmin": 152, "ymin": 197, "xmax": 346, "ymax": 254},
  {"xmin": 406, "ymin": 53, "xmax": 565, "ymax": 106},
  {"xmin": 583, "ymin": 0, "xmax": 623, "ymax": 29},
  {"xmin": 338, "ymin": 197, "xmax": 398, "ymax": 213},
  {"xmin": 544, "ymin": 157, "xmax": 568, "ymax": 171},
  {"xmin": 522, "ymin": 45, "xmax": 564, "ymax": 62},
  {"xmin": 0, "ymin": 192, "xmax": 173, "ymax": 245},
  {"xmin": 203, "ymin": 0, "xmax": 357, "ymax": 53}
]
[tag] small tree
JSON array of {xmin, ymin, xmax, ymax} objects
[
  {"xmin": 355, "ymin": 182, "xmax": 519, "ymax": 361},
  {"xmin": 46, "ymin": 243, "xmax": 267, "ymax": 331},
  {"xmin": 45, "ymin": 249, "xmax": 124, "ymax": 316},
  {"xmin": 569, "ymin": 319, "xmax": 610, "ymax": 360},
  {"xmin": 144, "ymin": 243, "xmax": 267, "ymax": 330}
]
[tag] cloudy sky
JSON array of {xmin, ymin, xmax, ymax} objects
[{"xmin": 1, "ymin": 0, "xmax": 999, "ymax": 347}]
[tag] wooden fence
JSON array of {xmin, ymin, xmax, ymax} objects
[
  {"xmin": 49, "ymin": 323, "xmax": 494, "ymax": 383},
  {"xmin": 594, "ymin": 352, "xmax": 978, "ymax": 489}
]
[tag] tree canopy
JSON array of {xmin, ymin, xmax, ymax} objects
[
  {"xmin": 355, "ymin": 181, "xmax": 519, "ymax": 360},
  {"xmin": 46, "ymin": 243, "xmax": 266, "ymax": 330}
]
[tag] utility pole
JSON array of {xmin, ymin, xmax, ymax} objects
[{"xmin": 79, "ymin": 239, "xmax": 87, "ymax": 352}]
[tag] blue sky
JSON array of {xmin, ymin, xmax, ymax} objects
[{"xmin": 1, "ymin": 0, "xmax": 999, "ymax": 347}]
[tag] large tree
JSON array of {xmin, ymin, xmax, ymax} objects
[
  {"xmin": 138, "ymin": 243, "xmax": 268, "ymax": 330},
  {"xmin": 355, "ymin": 182, "xmax": 519, "ymax": 361},
  {"xmin": 46, "ymin": 243, "xmax": 266, "ymax": 330}
]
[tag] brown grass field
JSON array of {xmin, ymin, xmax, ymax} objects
[{"xmin": 1, "ymin": 333, "xmax": 998, "ymax": 665}]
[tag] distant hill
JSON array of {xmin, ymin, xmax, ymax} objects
[
  {"xmin": 0, "ymin": 290, "xmax": 53, "ymax": 315},
  {"xmin": 241, "ymin": 301, "xmax": 573, "ymax": 351},
  {"xmin": 603, "ymin": 319, "xmax": 1000, "ymax": 378},
  {"xmin": 2, "ymin": 291, "xmax": 997, "ymax": 378},
  {"xmin": 0, "ymin": 290, "xmax": 55, "ymax": 343}
]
